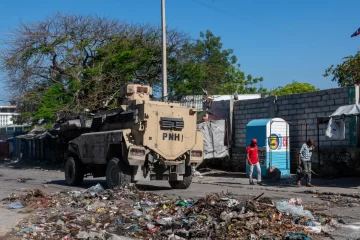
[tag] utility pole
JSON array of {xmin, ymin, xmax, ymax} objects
[{"xmin": 161, "ymin": 0, "xmax": 167, "ymax": 101}]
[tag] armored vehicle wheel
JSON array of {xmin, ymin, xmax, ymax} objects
[
  {"xmin": 65, "ymin": 157, "xmax": 84, "ymax": 186},
  {"xmin": 106, "ymin": 158, "xmax": 131, "ymax": 189},
  {"xmin": 169, "ymin": 165, "xmax": 193, "ymax": 189}
]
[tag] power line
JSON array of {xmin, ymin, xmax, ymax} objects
[{"xmin": 193, "ymin": 0, "xmax": 345, "ymax": 48}]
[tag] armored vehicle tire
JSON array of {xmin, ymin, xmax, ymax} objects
[
  {"xmin": 65, "ymin": 157, "xmax": 84, "ymax": 186},
  {"xmin": 169, "ymin": 166, "xmax": 193, "ymax": 189},
  {"xmin": 106, "ymin": 158, "xmax": 131, "ymax": 189}
]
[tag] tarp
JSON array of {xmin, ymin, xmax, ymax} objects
[
  {"xmin": 330, "ymin": 104, "xmax": 360, "ymax": 118},
  {"xmin": 203, "ymin": 100, "xmax": 233, "ymax": 145},
  {"xmin": 325, "ymin": 118, "xmax": 345, "ymax": 139},
  {"xmin": 197, "ymin": 120, "xmax": 229, "ymax": 159},
  {"xmin": 16, "ymin": 126, "xmax": 57, "ymax": 140},
  {"xmin": 323, "ymin": 104, "xmax": 359, "ymax": 140}
]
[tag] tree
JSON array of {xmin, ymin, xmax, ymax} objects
[
  {"xmin": 1, "ymin": 14, "xmax": 265, "ymax": 123},
  {"xmin": 1, "ymin": 13, "xmax": 188, "ymax": 122},
  {"xmin": 167, "ymin": 30, "xmax": 265, "ymax": 96},
  {"xmin": 324, "ymin": 52, "xmax": 360, "ymax": 86},
  {"xmin": 269, "ymin": 81, "xmax": 319, "ymax": 96}
]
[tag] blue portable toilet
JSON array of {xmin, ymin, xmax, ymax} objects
[{"xmin": 246, "ymin": 118, "xmax": 290, "ymax": 179}]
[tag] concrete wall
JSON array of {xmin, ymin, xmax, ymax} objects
[{"xmin": 229, "ymin": 86, "xmax": 356, "ymax": 173}]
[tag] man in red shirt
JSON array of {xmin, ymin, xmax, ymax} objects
[{"xmin": 247, "ymin": 138, "xmax": 262, "ymax": 185}]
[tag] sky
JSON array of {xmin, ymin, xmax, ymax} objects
[{"xmin": 0, "ymin": 0, "xmax": 360, "ymax": 103}]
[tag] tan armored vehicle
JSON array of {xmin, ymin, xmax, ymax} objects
[{"xmin": 64, "ymin": 84, "xmax": 204, "ymax": 189}]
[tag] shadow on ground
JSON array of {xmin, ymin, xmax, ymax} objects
[
  {"xmin": 135, "ymin": 184, "xmax": 172, "ymax": 191},
  {"xmin": 211, "ymin": 178, "xmax": 360, "ymax": 190},
  {"xmin": 0, "ymin": 160, "xmax": 63, "ymax": 172},
  {"xmin": 201, "ymin": 171, "xmax": 247, "ymax": 178}
]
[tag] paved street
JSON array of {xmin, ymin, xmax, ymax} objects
[{"xmin": 1, "ymin": 163, "xmax": 360, "ymax": 239}]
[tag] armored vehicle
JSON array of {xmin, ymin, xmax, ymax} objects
[{"xmin": 64, "ymin": 84, "xmax": 204, "ymax": 189}]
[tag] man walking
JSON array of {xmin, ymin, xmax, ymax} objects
[
  {"xmin": 247, "ymin": 138, "xmax": 261, "ymax": 185},
  {"xmin": 297, "ymin": 139, "xmax": 315, "ymax": 187}
]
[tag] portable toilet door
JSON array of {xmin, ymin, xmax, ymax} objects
[
  {"xmin": 246, "ymin": 118, "xmax": 290, "ymax": 179},
  {"xmin": 268, "ymin": 118, "xmax": 290, "ymax": 178}
]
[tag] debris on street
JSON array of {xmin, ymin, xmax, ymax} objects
[
  {"xmin": 17, "ymin": 178, "xmax": 35, "ymax": 183},
  {"xmin": 7, "ymin": 201, "xmax": 24, "ymax": 209},
  {"xmin": 306, "ymin": 190, "xmax": 360, "ymax": 207},
  {"xmin": 276, "ymin": 198, "xmax": 314, "ymax": 219},
  {"xmin": 1, "ymin": 184, "xmax": 338, "ymax": 239}
]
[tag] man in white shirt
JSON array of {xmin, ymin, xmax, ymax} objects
[{"xmin": 297, "ymin": 139, "xmax": 315, "ymax": 187}]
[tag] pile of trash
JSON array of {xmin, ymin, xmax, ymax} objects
[{"xmin": 2, "ymin": 184, "xmax": 337, "ymax": 240}]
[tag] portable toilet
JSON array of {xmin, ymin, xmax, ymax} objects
[{"xmin": 245, "ymin": 118, "xmax": 290, "ymax": 179}]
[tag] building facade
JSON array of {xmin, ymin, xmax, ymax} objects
[{"xmin": 0, "ymin": 106, "xmax": 18, "ymax": 126}]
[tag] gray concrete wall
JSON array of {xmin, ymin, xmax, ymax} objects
[{"xmin": 229, "ymin": 86, "xmax": 355, "ymax": 173}]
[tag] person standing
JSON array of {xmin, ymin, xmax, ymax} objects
[
  {"xmin": 297, "ymin": 139, "xmax": 315, "ymax": 187},
  {"xmin": 247, "ymin": 138, "xmax": 262, "ymax": 185}
]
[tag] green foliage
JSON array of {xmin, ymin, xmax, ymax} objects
[
  {"xmin": 2, "ymin": 13, "xmax": 265, "ymax": 123},
  {"xmin": 34, "ymin": 83, "xmax": 73, "ymax": 121},
  {"xmin": 168, "ymin": 30, "xmax": 264, "ymax": 96},
  {"xmin": 43, "ymin": 122, "xmax": 54, "ymax": 130},
  {"xmin": 269, "ymin": 81, "xmax": 319, "ymax": 96},
  {"xmin": 324, "ymin": 52, "xmax": 360, "ymax": 86}
]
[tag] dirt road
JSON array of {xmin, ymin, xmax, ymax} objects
[{"xmin": 1, "ymin": 164, "xmax": 360, "ymax": 239}]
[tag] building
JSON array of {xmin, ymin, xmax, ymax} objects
[
  {"xmin": 179, "ymin": 94, "xmax": 261, "ymax": 111},
  {"xmin": 0, "ymin": 106, "xmax": 18, "ymax": 126}
]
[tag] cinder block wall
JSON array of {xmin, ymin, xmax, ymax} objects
[{"xmin": 231, "ymin": 87, "xmax": 353, "ymax": 173}]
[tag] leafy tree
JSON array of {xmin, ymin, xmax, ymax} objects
[
  {"xmin": 324, "ymin": 52, "xmax": 360, "ymax": 86},
  {"xmin": 1, "ymin": 13, "xmax": 187, "ymax": 122},
  {"xmin": 269, "ymin": 81, "xmax": 319, "ymax": 96},
  {"xmin": 1, "ymin": 14, "xmax": 265, "ymax": 123},
  {"xmin": 168, "ymin": 30, "xmax": 265, "ymax": 96}
]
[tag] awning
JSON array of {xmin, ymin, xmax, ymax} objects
[{"xmin": 330, "ymin": 104, "xmax": 360, "ymax": 118}]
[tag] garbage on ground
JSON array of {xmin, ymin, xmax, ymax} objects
[
  {"xmin": 276, "ymin": 198, "xmax": 314, "ymax": 219},
  {"xmin": 193, "ymin": 170, "xmax": 203, "ymax": 178},
  {"xmin": 304, "ymin": 226, "xmax": 322, "ymax": 234},
  {"xmin": 85, "ymin": 183, "xmax": 105, "ymax": 196},
  {"xmin": 284, "ymin": 232, "xmax": 311, "ymax": 240},
  {"xmin": 305, "ymin": 190, "xmax": 360, "ymax": 207},
  {"xmin": 17, "ymin": 178, "xmax": 34, "ymax": 183},
  {"xmin": 266, "ymin": 166, "xmax": 281, "ymax": 180},
  {"xmin": 1, "ymin": 185, "xmax": 336, "ymax": 239},
  {"xmin": 7, "ymin": 201, "xmax": 24, "ymax": 209}
]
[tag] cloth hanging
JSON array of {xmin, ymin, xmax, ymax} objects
[{"xmin": 325, "ymin": 118, "xmax": 345, "ymax": 140}]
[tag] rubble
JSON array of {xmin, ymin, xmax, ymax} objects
[
  {"xmin": 307, "ymin": 191, "xmax": 360, "ymax": 207},
  {"xmin": 1, "ymin": 184, "xmax": 338, "ymax": 239}
]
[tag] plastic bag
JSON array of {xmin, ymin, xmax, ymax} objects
[
  {"xmin": 276, "ymin": 201, "xmax": 313, "ymax": 219},
  {"xmin": 304, "ymin": 226, "xmax": 321, "ymax": 233},
  {"xmin": 85, "ymin": 183, "xmax": 105, "ymax": 196},
  {"xmin": 8, "ymin": 201, "xmax": 24, "ymax": 209},
  {"xmin": 16, "ymin": 226, "xmax": 36, "ymax": 235},
  {"xmin": 132, "ymin": 210, "xmax": 143, "ymax": 217}
]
